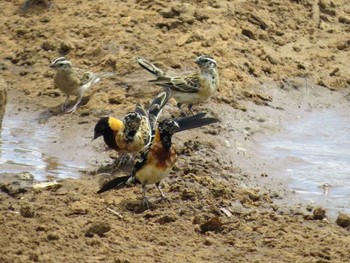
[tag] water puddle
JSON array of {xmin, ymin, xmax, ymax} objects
[
  {"xmin": 258, "ymin": 105, "xmax": 350, "ymax": 217},
  {"xmin": 0, "ymin": 94, "xmax": 91, "ymax": 181}
]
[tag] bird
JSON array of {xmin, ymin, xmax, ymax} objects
[
  {"xmin": 136, "ymin": 55, "xmax": 219, "ymax": 115},
  {"xmin": 94, "ymin": 88, "xmax": 171, "ymax": 155},
  {"xmin": 97, "ymin": 112, "xmax": 219, "ymax": 209},
  {"xmin": 50, "ymin": 57, "xmax": 115, "ymax": 113}
]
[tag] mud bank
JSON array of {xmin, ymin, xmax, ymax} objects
[{"xmin": 1, "ymin": 0, "xmax": 350, "ymax": 262}]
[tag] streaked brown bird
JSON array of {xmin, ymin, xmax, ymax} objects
[{"xmin": 136, "ymin": 55, "xmax": 219, "ymax": 115}]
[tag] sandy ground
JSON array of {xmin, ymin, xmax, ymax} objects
[{"xmin": 0, "ymin": 0, "xmax": 350, "ymax": 262}]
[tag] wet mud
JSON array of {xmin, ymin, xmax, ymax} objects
[{"xmin": 1, "ymin": 1, "xmax": 350, "ymax": 262}]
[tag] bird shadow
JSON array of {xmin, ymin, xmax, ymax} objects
[{"xmin": 37, "ymin": 96, "xmax": 92, "ymax": 123}]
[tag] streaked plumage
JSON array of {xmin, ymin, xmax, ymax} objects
[
  {"xmin": 97, "ymin": 113, "xmax": 220, "ymax": 209},
  {"xmin": 136, "ymin": 55, "xmax": 219, "ymax": 115},
  {"xmin": 50, "ymin": 57, "xmax": 114, "ymax": 113}
]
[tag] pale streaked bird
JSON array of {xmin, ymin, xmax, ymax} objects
[
  {"xmin": 50, "ymin": 57, "xmax": 115, "ymax": 113},
  {"xmin": 136, "ymin": 55, "xmax": 219, "ymax": 115}
]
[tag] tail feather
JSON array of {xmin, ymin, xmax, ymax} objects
[
  {"xmin": 175, "ymin": 113, "xmax": 219, "ymax": 133},
  {"xmin": 89, "ymin": 72, "xmax": 115, "ymax": 87},
  {"xmin": 97, "ymin": 175, "xmax": 130, "ymax": 194},
  {"xmin": 147, "ymin": 88, "xmax": 171, "ymax": 129},
  {"xmin": 134, "ymin": 103, "xmax": 148, "ymax": 117},
  {"xmin": 136, "ymin": 57, "xmax": 164, "ymax": 78},
  {"xmin": 148, "ymin": 76, "xmax": 172, "ymax": 84},
  {"xmin": 95, "ymin": 72, "xmax": 116, "ymax": 79}
]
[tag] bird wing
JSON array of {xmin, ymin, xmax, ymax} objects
[
  {"xmin": 175, "ymin": 112, "xmax": 219, "ymax": 133},
  {"xmin": 136, "ymin": 57, "xmax": 164, "ymax": 77},
  {"xmin": 72, "ymin": 67, "xmax": 94, "ymax": 85},
  {"xmin": 134, "ymin": 104, "xmax": 148, "ymax": 117},
  {"xmin": 97, "ymin": 175, "xmax": 131, "ymax": 194},
  {"xmin": 147, "ymin": 88, "xmax": 171, "ymax": 130},
  {"xmin": 150, "ymin": 73, "xmax": 200, "ymax": 93},
  {"xmin": 132, "ymin": 147, "xmax": 150, "ymax": 175}
]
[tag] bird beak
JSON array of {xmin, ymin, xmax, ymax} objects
[{"xmin": 93, "ymin": 133, "xmax": 99, "ymax": 140}]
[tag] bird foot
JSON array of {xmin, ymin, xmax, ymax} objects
[
  {"xmin": 157, "ymin": 195, "xmax": 170, "ymax": 203},
  {"xmin": 66, "ymin": 105, "xmax": 77, "ymax": 113},
  {"xmin": 142, "ymin": 196, "xmax": 150, "ymax": 210}
]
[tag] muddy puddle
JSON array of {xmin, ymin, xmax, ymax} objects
[
  {"xmin": 0, "ymin": 92, "xmax": 95, "ymax": 181},
  {"xmin": 257, "ymin": 104, "xmax": 350, "ymax": 217}
]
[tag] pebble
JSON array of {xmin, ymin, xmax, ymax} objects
[
  {"xmin": 200, "ymin": 217, "xmax": 223, "ymax": 233},
  {"xmin": 336, "ymin": 213, "xmax": 350, "ymax": 228},
  {"xmin": 85, "ymin": 222, "xmax": 111, "ymax": 237},
  {"xmin": 313, "ymin": 207, "xmax": 326, "ymax": 220},
  {"xmin": 20, "ymin": 204, "xmax": 36, "ymax": 218}
]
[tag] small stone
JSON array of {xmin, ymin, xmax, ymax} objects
[
  {"xmin": 20, "ymin": 205, "xmax": 36, "ymax": 218},
  {"xmin": 159, "ymin": 7, "xmax": 180, "ymax": 19},
  {"xmin": 336, "ymin": 213, "xmax": 350, "ymax": 228},
  {"xmin": 241, "ymin": 28, "xmax": 256, "ymax": 40},
  {"xmin": 203, "ymin": 238, "xmax": 213, "ymax": 246},
  {"xmin": 59, "ymin": 41, "xmax": 75, "ymax": 54},
  {"xmin": 16, "ymin": 172, "xmax": 34, "ymax": 181},
  {"xmin": 192, "ymin": 216, "xmax": 202, "ymax": 225},
  {"xmin": 85, "ymin": 222, "xmax": 111, "ymax": 237},
  {"xmin": 181, "ymin": 189, "xmax": 196, "ymax": 201},
  {"xmin": 32, "ymin": 181, "xmax": 61, "ymax": 191},
  {"xmin": 313, "ymin": 207, "xmax": 326, "ymax": 220},
  {"xmin": 200, "ymin": 217, "xmax": 223, "ymax": 233},
  {"xmin": 47, "ymin": 233, "xmax": 60, "ymax": 241},
  {"xmin": 69, "ymin": 201, "xmax": 89, "ymax": 215},
  {"xmin": 155, "ymin": 214, "xmax": 178, "ymax": 225},
  {"xmin": 339, "ymin": 16, "xmax": 350, "ymax": 24},
  {"xmin": 244, "ymin": 189, "xmax": 260, "ymax": 202}
]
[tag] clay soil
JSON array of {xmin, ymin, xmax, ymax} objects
[{"xmin": 1, "ymin": 0, "xmax": 350, "ymax": 262}]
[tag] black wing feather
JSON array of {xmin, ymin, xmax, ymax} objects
[
  {"xmin": 175, "ymin": 113, "xmax": 219, "ymax": 133},
  {"xmin": 147, "ymin": 88, "xmax": 171, "ymax": 129},
  {"xmin": 97, "ymin": 175, "xmax": 130, "ymax": 194}
]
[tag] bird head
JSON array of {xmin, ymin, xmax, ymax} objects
[
  {"xmin": 93, "ymin": 117, "xmax": 110, "ymax": 140},
  {"xmin": 195, "ymin": 55, "xmax": 217, "ymax": 70},
  {"xmin": 50, "ymin": 57, "xmax": 72, "ymax": 71}
]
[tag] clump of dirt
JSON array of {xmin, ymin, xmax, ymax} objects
[{"xmin": 0, "ymin": 0, "xmax": 350, "ymax": 262}]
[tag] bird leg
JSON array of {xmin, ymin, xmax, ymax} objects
[
  {"xmin": 155, "ymin": 182, "xmax": 169, "ymax": 203},
  {"xmin": 66, "ymin": 94, "xmax": 82, "ymax": 113},
  {"xmin": 187, "ymin": 104, "xmax": 195, "ymax": 115},
  {"xmin": 177, "ymin": 103, "xmax": 188, "ymax": 117},
  {"xmin": 142, "ymin": 185, "xmax": 150, "ymax": 210},
  {"xmin": 61, "ymin": 95, "xmax": 70, "ymax": 112}
]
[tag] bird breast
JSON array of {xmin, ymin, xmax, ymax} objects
[
  {"xmin": 54, "ymin": 71, "xmax": 81, "ymax": 95},
  {"xmin": 136, "ymin": 145, "xmax": 177, "ymax": 185}
]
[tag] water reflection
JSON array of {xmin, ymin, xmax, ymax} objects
[
  {"xmin": 259, "ymin": 106, "xmax": 350, "ymax": 216},
  {"xmin": 0, "ymin": 101, "xmax": 85, "ymax": 180}
]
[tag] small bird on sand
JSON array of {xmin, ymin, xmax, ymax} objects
[
  {"xmin": 136, "ymin": 55, "xmax": 219, "ymax": 115},
  {"xmin": 50, "ymin": 57, "xmax": 115, "ymax": 113}
]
